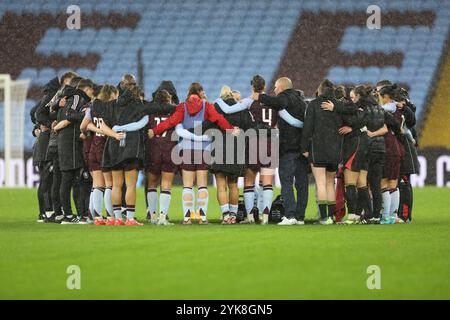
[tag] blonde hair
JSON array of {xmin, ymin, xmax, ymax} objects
[
  {"xmin": 220, "ymin": 85, "xmax": 234, "ymax": 101},
  {"xmin": 97, "ymin": 84, "xmax": 118, "ymax": 102}
]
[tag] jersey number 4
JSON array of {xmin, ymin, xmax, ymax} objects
[{"xmin": 262, "ymin": 108, "xmax": 273, "ymax": 127}]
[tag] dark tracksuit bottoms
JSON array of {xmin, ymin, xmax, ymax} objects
[
  {"xmin": 60, "ymin": 169, "xmax": 89, "ymax": 218},
  {"xmin": 51, "ymin": 156, "xmax": 62, "ymax": 215},
  {"xmin": 37, "ymin": 163, "xmax": 53, "ymax": 215},
  {"xmin": 278, "ymin": 152, "xmax": 309, "ymax": 220},
  {"xmin": 367, "ymin": 152, "xmax": 385, "ymax": 219}
]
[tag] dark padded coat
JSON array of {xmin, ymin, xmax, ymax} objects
[{"xmin": 300, "ymin": 89, "xmax": 343, "ymax": 166}]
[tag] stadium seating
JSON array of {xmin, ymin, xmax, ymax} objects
[{"xmin": 0, "ymin": 0, "xmax": 448, "ymax": 151}]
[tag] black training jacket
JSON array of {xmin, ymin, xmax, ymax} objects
[
  {"xmin": 259, "ymin": 89, "xmax": 307, "ymax": 156},
  {"xmin": 56, "ymin": 89, "xmax": 90, "ymax": 171},
  {"xmin": 32, "ymin": 77, "xmax": 60, "ymax": 164}
]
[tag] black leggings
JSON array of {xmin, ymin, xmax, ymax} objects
[
  {"xmin": 398, "ymin": 175, "xmax": 413, "ymax": 221},
  {"xmin": 37, "ymin": 162, "xmax": 53, "ymax": 215},
  {"xmin": 367, "ymin": 152, "xmax": 385, "ymax": 219},
  {"xmin": 51, "ymin": 157, "xmax": 62, "ymax": 215},
  {"xmin": 60, "ymin": 168, "xmax": 91, "ymax": 217}
]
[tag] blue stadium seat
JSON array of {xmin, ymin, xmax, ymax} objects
[{"xmin": 6, "ymin": 0, "xmax": 450, "ymax": 151}]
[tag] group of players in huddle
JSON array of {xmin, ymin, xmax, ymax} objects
[{"xmin": 30, "ymin": 71, "xmax": 419, "ymax": 226}]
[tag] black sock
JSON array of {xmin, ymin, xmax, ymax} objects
[
  {"xmin": 327, "ymin": 201, "xmax": 336, "ymax": 218},
  {"xmin": 357, "ymin": 187, "xmax": 372, "ymax": 219},
  {"xmin": 318, "ymin": 202, "xmax": 327, "ymax": 220},
  {"xmin": 344, "ymin": 184, "xmax": 357, "ymax": 215}
]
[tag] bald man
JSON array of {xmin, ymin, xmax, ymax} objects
[{"xmin": 253, "ymin": 77, "xmax": 309, "ymax": 225}]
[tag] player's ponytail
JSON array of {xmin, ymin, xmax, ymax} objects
[
  {"xmin": 251, "ymin": 75, "xmax": 265, "ymax": 93},
  {"xmin": 316, "ymin": 79, "xmax": 334, "ymax": 96}
]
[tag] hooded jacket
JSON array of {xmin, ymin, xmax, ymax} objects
[
  {"xmin": 152, "ymin": 80, "xmax": 180, "ymax": 105},
  {"xmin": 32, "ymin": 77, "xmax": 61, "ymax": 164},
  {"xmin": 152, "ymin": 94, "xmax": 233, "ymax": 136}
]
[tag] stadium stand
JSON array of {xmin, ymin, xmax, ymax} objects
[
  {"xmin": 420, "ymin": 44, "xmax": 450, "ymax": 149},
  {"xmin": 0, "ymin": 0, "xmax": 449, "ymax": 151}
]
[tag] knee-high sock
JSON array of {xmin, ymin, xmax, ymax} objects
[
  {"xmin": 229, "ymin": 204, "xmax": 238, "ymax": 215},
  {"xmin": 318, "ymin": 200, "xmax": 328, "ymax": 220},
  {"xmin": 381, "ymin": 189, "xmax": 391, "ymax": 219},
  {"xmin": 147, "ymin": 188, "xmax": 157, "ymax": 217},
  {"xmin": 104, "ymin": 187, "xmax": 113, "ymax": 217},
  {"xmin": 182, "ymin": 187, "xmax": 194, "ymax": 221},
  {"xmin": 92, "ymin": 187, "xmax": 104, "ymax": 218},
  {"xmin": 197, "ymin": 187, "xmax": 209, "ymax": 221},
  {"xmin": 327, "ymin": 201, "xmax": 336, "ymax": 218},
  {"xmin": 159, "ymin": 189, "xmax": 171, "ymax": 218},
  {"xmin": 344, "ymin": 184, "xmax": 357, "ymax": 216},
  {"xmin": 389, "ymin": 188, "xmax": 399, "ymax": 217},
  {"xmin": 262, "ymin": 184, "xmax": 273, "ymax": 215},
  {"xmin": 357, "ymin": 187, "xmax": 372, "ymax": 219},
  {"xmin": 243, "ymin": 186, "xmax": 255, "ymax": 214},
  {"xmin": 88, "ymin": 188, "xmax": 94, "ymax": 219},
  {"xmin": 257, "ymin": 183, "xmax": 264, "ymax": 213}
]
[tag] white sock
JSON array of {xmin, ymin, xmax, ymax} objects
[
  {"xmin": 262, "ymin": 184, "xmax": 273, "ymax": 215},
  {"xmin": 89, "ymin": 189, "xmax": 94, "ymax": 218},
  {"xmin": 113, "ymin": 206, "xmax": 122, "ymax": 220},
  {"xmin": 126, "ymin": 206, "xmax": 135, "ymax": 220},
  {"xmin": 182, "ymin": 187, "xmax": 194, "ymax": 221},
  {"xmin": 390, "ymin": 188, "xmax": 400, "ymax": 216},
  {"xmin": 257, "ymin": 183, "xmax": 264, "ymax": 213},
  {"xmin": 220, "ymin": 204, "xmax": 229, "ymax": 216},
  {"xmin": 382, "ymin": 189, "xmax": 391, "ymax": 219},
  {"xmin": 147, "ymin": 188, "xmax": 158, "ymax": 218},
  {"xmin": 197, "ymin": 187, "xmax": 209, "ymax": 221},
  {"xmin": 229, "ymin": 204, "xmax": 238, "ymax": 215},
  {"xmin": 159, "ymin": 189, "xmax": 171, "ymax": 217},
  {"xmin": 243, "ymin": 186, "xmax": 255, "ymax": 214},
  {"xmin": 104, "ymin": 187, "xmax": 113, "ymax": 217},
  {"xmin": 93, "ymin": 187, "xmax": 104, "ymax": 218}
]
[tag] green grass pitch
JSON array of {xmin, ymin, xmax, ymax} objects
[{"xmin": 0, "ymin": 186, "xmax": 449, "ymax": 299}]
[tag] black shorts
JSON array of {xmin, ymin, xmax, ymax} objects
[
  {"xmin": 111, "ymin": 159, "xmax": 143, "ymax": 172},
  {"xmin": 313, "ymin": 162, "xmax": 338, "ymax": 172},
  {"xmin": 342, "ymin": 136, "xmax": 369, "ymax": 172},
  {"xmin": 344, "ymin": 151, "xmax": 369, "ymax": 172}
]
